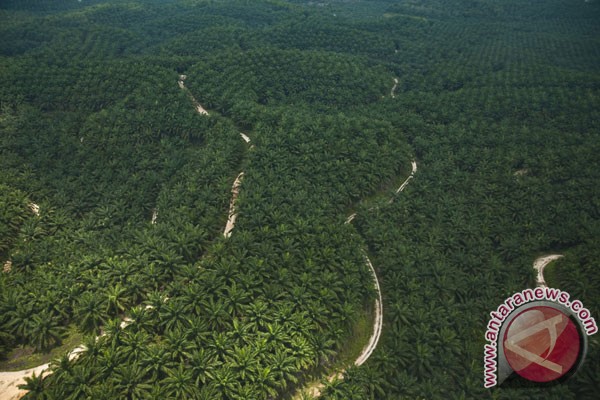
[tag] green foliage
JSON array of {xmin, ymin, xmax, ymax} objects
[
  {"xmin": 0, "ymin": 184, "xmax": 28, "ymax": 258},
  {"xmin": 1, "ymin": 0, "xmax": 598, "ymax": 399},
  {"xmin": 185, "ymin": 47, "xmax": 390, "ymax": 113}
]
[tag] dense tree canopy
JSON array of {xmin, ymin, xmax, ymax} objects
[{"xmin": 1, "ymin": 0, "xmax": 598, "ymax": 399}]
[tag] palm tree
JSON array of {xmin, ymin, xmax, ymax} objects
[
  {"xmin": 189, "ymin": 347, "xmax": 220, "ymax": 385},
  {"xmin": 76, "ymin": 334, "xmax": 103, "ymax": 369},
  {"xmin": 251, "ymin": 366, "xmax": 280, "ymax": 399},
  {"xmin": 409, "ymin": 341, "xmax": 434, "ymax": 376},
  {"xmin": 144, "ymin": 290, "xmax": 168, "ymax": 316},
  {"xmin": 202, "ymin": 298, "xmax": 231, "ymax": 331},
  {"xmin": 349, "ymin": 366, "xmax": 386, "ymax": 400},
  {"xmin": 244, "ymin": 300, "xmax": 272, "ymax": 332},
  {"xmin": 182, "ymin": 315, "xmax": 210, "ymax": 345},
  {"xmin": 104, "ymin": 283, "xmax": 129, "ymax": 317},
  {"xmin": 28, "ymin": 310, "xmax": 65, "ymax": 351},
  {"xmin": 234, "ymin": 383, "xmax": 264, "ymax": 400},
  {"xmin": 127, "ymin": 305, "xmax": 154, "ymax": 334},
  {"xmin": 180, "ymin": 283, "xmax": 205, "ymax": 316},
  {"xmin": 62, "ymin": 364, "xmax": 95, "ymax": 400},
  {"xmin": 74, "ymin": 291, "xmax": 107, "ymax": 334},
  {"xmin": 37, "ymin": 290, "xmax": 69, "ymax": 323},
  {"xmin": 18, "ymin": 371, "xmax": 46, "ymax": 399},
  {"xmin": 168, "ymin": 223, "xmax": 207, "ymax": 262},
  {"xmin": 101, "ymin": 257, "xmax": 135, "ymax": 286},
  {"xmin": 98, "ymin": 345, "xmax": 124, "ymax": 378},
  {"xmin": 309, "ymin": 334, "xmax": 337, "ymax": 368},
  {"xmin": 266, "ymin": 349, "xmax": 296, "ymax": 391},
  {"xmin": 103, "ymin": 317, "xmax": 126, "ymax": 348},
  {"xmin": 48, "ymin": 352, "xmax": 74, "ymax": 385},
  {"xmin": 6, "ymin": 300, "xmax": 33, "ymax": 339},
  {"xmin": 229, "ymin": 318, "xmax": 252, "ymax": 346},
  {"xmin": 208, "ymin": 332, "xmax": 231, "ymax": 362},
  {"xmin": 319, "ymin": 376, "xmax": 348, "ymax": 400},
  {"xmin": 160, "ymin": 298, "xmax": 192, "ymax": 333},
  {"xmin": 78, "ymin": 381, "xmax": 119, "ymax": 400},
  {"xmin": 225, "ymin": 345, "xmax": 259, "ymax": 382},
  {"xmin": 290, "ymin": 335, "xmax": 316, "ymax": 371},
  {"xmin": 223, "ymin": 283, "xmax": 250, "ymax": 317},
  {"xmin": 112, "ymin": 363, "xmax": 153, "ymax": 400},
  {"xmin": 161, "ymin": 364, "xmax": 200, "ymax": 399},
  {"xmin": 0, "ymin": 328, "xmax": 14, "ymax": 357},
  {"xmin": 142, "ymin": 263, "xmax": 168, "ymax": 293},
  {"xmin": 192, "ymin": 375, "xmax": 221, "ymax": 398},
  {"xmin": 263, "ymin": 323, "xmax": 290, "ymax": 350},
  {"xmin": 140, "ymin": 342, "xmax": 171, "ymax": 381},
  {"xmin": 121, "ymin": 329, "xmax": 151, "ymax": 363},
  {"xmin": 164, "ymin": 328, "xmax": 195, "ymax": 363},
  {"xmin": 211, "ymin": 366, "xmax": 240, "ymax": 399}
]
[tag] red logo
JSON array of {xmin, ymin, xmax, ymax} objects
[{"xmin": 503, "ymin": 306, "xmax": 580, "ymax": 382}]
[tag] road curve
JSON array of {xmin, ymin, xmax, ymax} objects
[
  {"xmin": 178, "ymin": 74, "xmax": 209, "ymax": 115},
  {"xmin": 354, "ymin": 254, "xmax": 383, "ymax": 366},
  {"xmin": 533, "ymin": 254, "xmax": 563, "ymax": 287},
  {"xmin": 353, "ymin": 160, "xmax": 416, "ymax": 366},
  {"xmin": 296, "ymin": 159, "xmax": 418, "ymax": 399},
  {"xmin": 223, "ymin": 172, "xmax": 245, "ymax": 238},
  {"xmin": 390, "ymin": 77, "xmax": 399, "ymax": 98}
]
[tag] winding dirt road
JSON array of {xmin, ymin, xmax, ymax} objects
[
  {"xmin": 396, "ymin": 160, "xmax": 417, "ymax": 194},
  {"xmin": 223, "ymin": 134, "xmax": 253, "ymax": 238},
  {"xmin": 178, "ymin": 74, "xmax": 209, "ymax": 115},
  {"xmin": 354, "ymin": 254, "xmax": 383, "ymax": 366},
  {"xmin": 223, "ymin": 172, "xmax": 245, "ymax": 238},
  {"xmin": 390, "ymin": 77, "xmax": 399, "ymax": 98},
  {"xmin": 178, "ymin": 75, "xmax": 248, "ymax": 238},
  {"xmin": 296, "ymin": 159, "xmax": 418, "ymax": 399},
  {"xmin": 533, "ymin": 254, "xmax": 563, "ymax": 287},
  {"xmin": 346, "ymin": 161, "xmax": 417, "ymax": 366}
]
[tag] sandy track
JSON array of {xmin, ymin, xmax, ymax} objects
[
  {"xmin": 0, "ymin": 337, "xmax": 94, "ymax": 399},
  {"xmin": 353, "ymin": 161, "xmax": 417, "ymax": 368},
  {"xmin": 395, "ymin": 160, "xmax": 417, "ymax": 195},
  {"xmin": 533, "ymin": 254, "xmax": 563, "ymax": 287},
  {"xmin": 390, "ymin": 77, "xmax": 399, "ymax": 98},
  {"xmin": 223, "ymin": 135, "xmax": 252, "ymax": 238},
  {"xmin": 240, "ymin": 133, "xmax": 251, "ymax": 143},
  {"xmin": 178, "ymin": 74, "xmax": 209, "ymax": 115},
  {"xmin": 354, "ymin": 254, "xmax": 383, "ymax": 366},
  {"xmin": 223, "ymin": 172, "xmax": 245, "ymax": 238},
  {"xmin": 0, "ymin": 365, "xmax": 48, "ymax": 400},
  {"xmin": 297, "ymin": 160, "xmax": 417, "ymax": 399}
]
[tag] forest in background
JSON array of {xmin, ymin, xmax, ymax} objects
[{"xmin": 1, "ymin": 0, "xmax": 599, "ymax": 399}]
